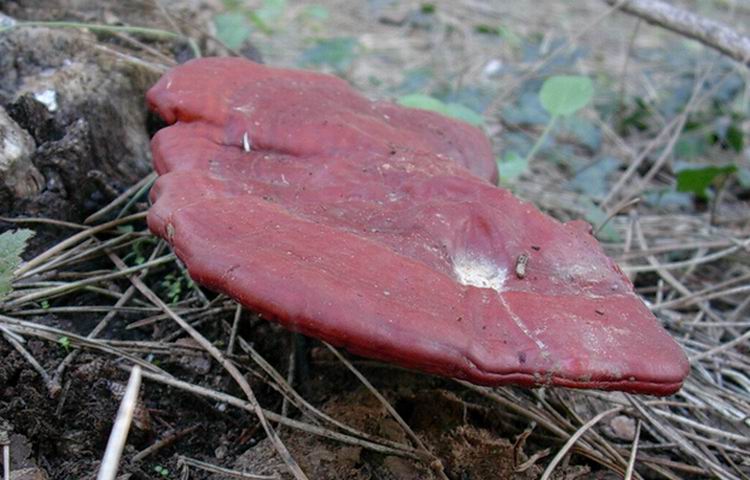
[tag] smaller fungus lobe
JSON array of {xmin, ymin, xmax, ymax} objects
[{"xmin": 146, "ymin": 58, "xmax": 689, "ymax": 395}]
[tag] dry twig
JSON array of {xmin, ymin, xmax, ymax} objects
[{"xmin": 603, "ymin": 0, "xmax": 750, "ymax": 64}]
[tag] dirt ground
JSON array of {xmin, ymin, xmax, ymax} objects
[{"xmin": 1, "ymin": 0, "xmax": 749, "ymax": 479}]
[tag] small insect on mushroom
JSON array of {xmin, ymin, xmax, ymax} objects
[{"xmin": 515, "ymin": 253, "xmax": 529, "ymax": 279}]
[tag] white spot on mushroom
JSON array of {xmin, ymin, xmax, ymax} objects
[
  {"xmin": 498, "ymin": 294, "xmax": 548, "ymax": 352},
  {"xmin": 233, "ymin": 103, "xmax": 255, "ymax": 114},
  {"xmin": 242, "ymin": 132, "xmax": 251, "ymax": 152},
  {"xmin": 452, "ymin": 253, "xmax": 549, "ymax": 354},
  {"xmin": 453, "ymin": 253, "xmax": 507, "ymax": 292}
]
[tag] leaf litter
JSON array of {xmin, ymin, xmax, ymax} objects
[{"xmin": 0, "ymin": 0, "xmax": 749, "ymax": 478}]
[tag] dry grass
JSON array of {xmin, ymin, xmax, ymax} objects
[{"xmin": 1, "ymin": 0, "xmax": 749, "ymax": 478}]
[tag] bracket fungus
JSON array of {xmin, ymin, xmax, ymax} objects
[{"xmin": 146, "ymin": 58, "xmax": 689, "ymax": 395}]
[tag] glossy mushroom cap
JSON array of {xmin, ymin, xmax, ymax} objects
[{"xmin": 146, "ymin": 57, "xmax": 689, "ymax": 395}]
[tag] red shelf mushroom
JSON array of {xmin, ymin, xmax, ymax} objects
[{"xmin": 146, "ymin": 58, "xmax": 688, "ymax": 395}]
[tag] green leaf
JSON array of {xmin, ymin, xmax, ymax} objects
[
  {"xmin": 301, "ymin": 4, "xmax": 329, "ymax": 21},
  {"xmin": 726, "ymin": 124, "xmax": 744, "ymax": 153},
  {"xmin": 675, "ymin": 134, "xmax": 706, "ymax": 159},
  {"xmin": 441, "ymin": 103, "xmax": 484, "ymax": 127},
  {"xmin": 497, "ymin": 25, "xmax": 522, "ymax": 49},
  {"xmin": 395, "ymin": 68, "xmax": 433, "ymax": 94},
  {"xmin": 497, "ymin": 151, "xmax": 528, "ymax": 184},
  {"xmin": 568, "ymin": 156, "xmax": 621, "ymax": 198},
  {"xmin": 560, "ymin": 116, "xmax": 601, "ymax": 151},
  {"xmin": 580, "ymin": 198, "xmax": 620, "ymax": 242},
  {"xmin": 420, "ymin": 3, "xmax": 436, "ymax": 14},
  {"xmin": 738, "ymin": 167, "xmax": 750, "ymax": 189},
  {"xmin": 539, "ymin": 75, "xmax": 594, "ymax": 117},
  {"xmin": 299, "ymin": 37, "xmax": 358, "ymax": 73},
  {"xmin": 644, "ymin": 189, "xmax": 693, "ymax": 210},
  {"xmin": 397, "ymin": 93, "xmax": 444, "ymax": 112},
  {"xmin": 475, "ymin": 24, "xmax": 500, "ymax": 35},
  {"xmin": 440, "ymin": 86, "xmax": 493, "ymax": 115},
  {"xmin": 502, "ymin": 91, "xmax": 548, "ymax": 126},
  {"xmin": 0, "ymin": 228, "xmax": 34, "ymax": 299},
  {"xmin": 397, "ymin": 94, "xmax": 484, "ymax": 127},
  {"xmin": 676, "ymin": 165, "xmax": 737, "ymax": 199},
  {"xmin": 254, "ymin": 0, "xmax": 286, "ymax": 29},
  {"xmin": 214, "ymin": 12, "xmax": 251, "ymax": 50}
]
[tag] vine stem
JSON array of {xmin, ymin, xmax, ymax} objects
[{"xmin": 525, "ymin": 115, "xmax": 558, "ymax": 164}]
